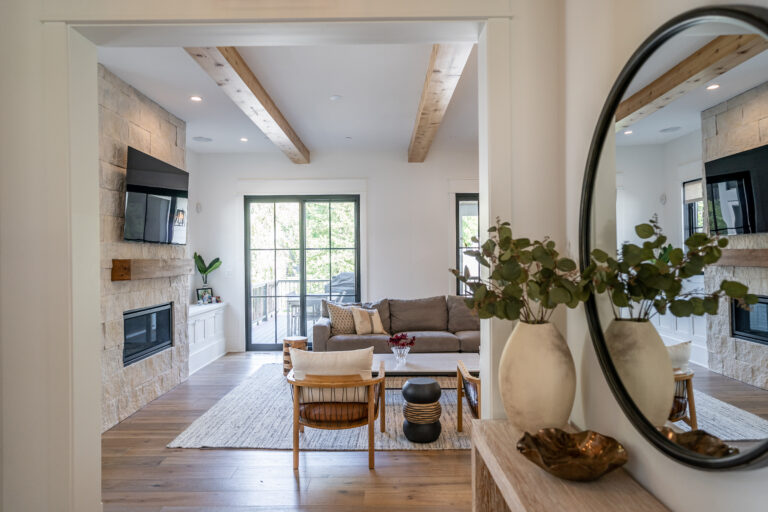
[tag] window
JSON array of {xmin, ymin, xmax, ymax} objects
[
  {"xmin": 245, "ymin": 196, "xmax": 360, "ymax": 350},
  {"xmin": 683, "ymin": 179, "xmax": 704, "ymax": 239},
  {"xmin": 456, "ymin": 193, "xmax": 479, "ymax": 296}
]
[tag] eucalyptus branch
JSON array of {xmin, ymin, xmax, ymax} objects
[{"xmin": 450, "ymin": 217, "xmax": 590, "ymax": 324}]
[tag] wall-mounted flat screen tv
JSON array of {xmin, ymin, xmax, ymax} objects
[
  {"xmin": 124, "ymin": 147, "xmax": 189, "ymax": 245},
  {"xmin": 705, "ymin": 143, "xmax": 768, "ymax": 236}
]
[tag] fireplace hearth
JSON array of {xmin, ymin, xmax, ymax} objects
[
  {"xmin": 732, "ymin": 295, "xmax": 768, "ymax": 346},
  {"xmin": 123, "ymin": 303, "xmax": 173, "ymax": 366}
]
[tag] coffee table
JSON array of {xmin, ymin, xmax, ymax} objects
[{"xmin": 372, "ymin": 352, "xmax": 479, "ymax": 376}]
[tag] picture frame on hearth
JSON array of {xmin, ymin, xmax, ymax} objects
[{"xmin": 196, "ymin": 287, "xmax": 213, "ymax": 304}]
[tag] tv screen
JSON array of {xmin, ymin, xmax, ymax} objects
[
  {"xmin": 124, "ymin": 147, "xmax": 189, "ymax": 245},
  {"xmin": 705, "ymin": 143, "xmax": 768, "ymax": 235}
]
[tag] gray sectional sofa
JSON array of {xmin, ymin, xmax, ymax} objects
[{"xmin": 312, "ymin": 295, "xmax": 480, "ymax": 353}]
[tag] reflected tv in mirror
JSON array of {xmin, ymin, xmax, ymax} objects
[
  {"xmin": 124, "ymin": 147, "xmax": 189, "ymax": 245},
  {"xmin": 705, "ymin": 143, "xmax": 768, "ymax": 236}
]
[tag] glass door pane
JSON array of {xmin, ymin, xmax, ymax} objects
[{"xmin": 247, "ymin": 200, "xmax": 301, "ymax": 348}]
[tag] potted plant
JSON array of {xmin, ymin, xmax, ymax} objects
[
  {"xmin": 388, "ymin": 333, "xmax": 415, "ymax": 366},
  {"xmin": 451, "ymin": 218, "xmax": 590, "ymax": 432},
  {"xmin": 583, "ymin": 217, "xmax": 757, "ymax": 425},
  {"xmin": 194, "ymin": 252, "xmax": 222, "ymax": 286}
]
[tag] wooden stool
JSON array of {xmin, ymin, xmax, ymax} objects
[
  {"xmin": 673, "ymin": 369, "xmax": 697, "ymax": 430},
  {"xmin": 283, "ymin": 336, "xmax": 308, "ymax": 376}
]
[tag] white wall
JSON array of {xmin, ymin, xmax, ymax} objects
[
  {"xmin": 566, "ymin": 2, "xmax": 768, "ymax": 511},
  {"xmin": 187, "ymin": 148, "xmax": 478, "ymax": 352}
]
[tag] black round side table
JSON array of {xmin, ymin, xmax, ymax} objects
[{"xmin": 402, "ymin": 377, "xmax": 442, "ymax": 443}]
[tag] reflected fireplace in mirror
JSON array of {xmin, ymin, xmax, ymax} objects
[{"xmin": 733, "ymin": 296, "xmax": 768, "ymax": 346}]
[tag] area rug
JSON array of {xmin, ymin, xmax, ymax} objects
[
  {"xmin": 168, "ymin": 363, "xmax": 471, "ymax": 450},
  {"xmin": 672, "ymin": 389, "xmax": 768, "ymax": 441}
]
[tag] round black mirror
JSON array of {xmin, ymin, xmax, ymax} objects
[{"xmin": 580, "ymin": 5, "xmax": 768, "ymax": 469}]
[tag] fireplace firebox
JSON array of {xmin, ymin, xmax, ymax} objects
[
  {"xmin": 732, "ymin": 295, "xmax": 768, "ymax": 346},
  {"xmin": 123, "ymin": 303, "xmax": 173, "ymax": 366}
]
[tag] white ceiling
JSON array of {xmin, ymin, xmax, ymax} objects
[
  {"xmin": 617, "ymin": 25, "xmax": 768, "ymax": 147},
  {"xmin": 97, "ymin": 43, "xmax": 478, "ymax": 155}
]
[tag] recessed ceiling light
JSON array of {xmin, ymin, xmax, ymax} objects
[
  {"xmin": 659, "ymin": 126, "xmax": 681, "ymax": 133},
  {"xmin": 192, "ymin": 136, "xmax": 212, "ymax": 143},
  {"xmin": 189, "ymin": 95, "xmax": 203, "ymax": 102},
  {"xmin": 706, "ymin": 84, "xmax": 720, "ymax": 91},
  {"xmin": 240, "ymin": 137, "xmax": 248, "ymax": 142},
  {"xmin": 330, "ymin": 95, "xmax": 343, "ymax": 101},
  {"xmin": 345, "ymin": 136, "xmax": 352, "ymax": 140},
  {"xmin": 623, "ymin": 130, "xmax": 633, "ymax": 135}
]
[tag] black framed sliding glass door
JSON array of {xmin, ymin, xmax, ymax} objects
[{"xmin": 245, "ymin": 195, "xmax": 360, "ymax": 350}]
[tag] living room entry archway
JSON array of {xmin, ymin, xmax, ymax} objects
[{"xmin": 244, "ymin": 195, "xmax": 361, "ymax": 350}]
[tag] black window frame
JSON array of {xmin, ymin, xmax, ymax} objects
[
  {"xmin": 455, "ymin": 193, "xmax": 480, "ymax": 296},
  {"xmin": 682, "ymin": 178, "xmax": 705, "ymax": 239},
  {"xmin": 244, "ymin": 195, "xmax": 361, "ymax": 351}
]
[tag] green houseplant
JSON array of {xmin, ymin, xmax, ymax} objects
[
  {"xmin": 584, "ymin": 217, "xmax": 757, "ymax": 425},
  {"xmin": 194, "ymin": 252, "xmax": 222, "ymax": 286},
  {"xmin": 450, "ymin": 218, "xmax": 591, "ymax": 432}
]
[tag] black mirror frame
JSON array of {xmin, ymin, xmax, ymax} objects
[{"xmin": 579, "ymin": 5, "xmax": 768, "ymax": 470}]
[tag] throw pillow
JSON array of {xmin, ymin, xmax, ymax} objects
[
  {"xmin": 351, "ymin": 307, "xmax": 387, "ymax": 335},
  {"xmin": 326, "ymin": 302, "xmax": 356, "ymax": 336}
]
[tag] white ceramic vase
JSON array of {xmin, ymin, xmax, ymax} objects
[
  {"xmin": 498, "ymin": 322, "xmax": 576, "ymax": 432},
  {"xmin": 604, "ymin": 319, "xmax": 674, "ymax": 426}
]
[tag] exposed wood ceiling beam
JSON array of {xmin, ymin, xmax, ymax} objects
[
  {"xmin": 615, "ymin": 34, "xmax": 768, "ymax": 132},
  {"xmin": 408, "ymin": 43, "xmax": 474, "ymax": 163},
  {"xmin": 185, "ymin": 46, "xmax": 310, "ymax": 164}
]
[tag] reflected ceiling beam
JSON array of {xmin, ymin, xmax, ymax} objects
[
  {"xmin": 615, "ymin": 34, "xmax": 768, "ymax": 132},
  {"xmin": 185, "ymin": 46, "xmax": 310, "ymax": 164},
  {"xmin": 408, "ymin": 43, "xmax": 474, "ymax": 163}
]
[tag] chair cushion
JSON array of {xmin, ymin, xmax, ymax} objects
[
  {"xmin": 396, "ymin": 331, "xmax": 459, "ymax": 352},
  {"xmin": 299, "ymin": 402, "xmax": 369, "ymax": 422},
  {"xmin": 455, "ymin": 330, "xmax": 480, "ymax": 352},
  {"xmin": 323, "ymin": 299, "xmax": 391, "ymax": 333},
  {"xmin": 326, "ymin": 302, "xmax": 356, "ymax": 336},
  {"xmin": 327, "ymin": 334, "xmax": 391, "ymax": 353},
  {"xmin": 290, "ymin": 346, "xmax": 373, "ymax": 380},
  {"xmin": 389, "ymin": 296, "xmax": 448, "ymax": 332},
  {"xmin": 447, "ymin": 295, "xmax": 480, "ymax": 332}
]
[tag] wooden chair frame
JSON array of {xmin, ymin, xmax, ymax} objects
[
  {"xmin": 457, "ymin": 360, "xmax": 481, "ymax": 432},
  {"xmin": 286, "ymin": 362, "xmax": 386, "ymax": 469}
]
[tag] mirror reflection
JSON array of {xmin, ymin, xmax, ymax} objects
[{"xmin": 593, "ymin": 21, "xmax": 768, "ymax": 456}]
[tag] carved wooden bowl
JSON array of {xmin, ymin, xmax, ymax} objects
[{"xmin": 516, "ymin": 428, "xmax": 628, "ymax": 482}]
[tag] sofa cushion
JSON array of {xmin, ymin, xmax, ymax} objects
[
  {"xmin": 397, "ymin": 331, "xmax": 459, "ymax": 353},
  {"xmin": 455, "ymin": 330, "xmax": 480, "ymax": 353},
  {"xmin": 327, "ymin": 334, "xmax": 391, "ymax": 354},
  {"xmin": 323, "ymin": 299, "xmax": 391, "ymax": 333},
  {"xmin": 447, "ymin": 295, "xmax": 480, "ymax": 332},
  {"xmin": 389, "ymin": 296, "xmax": 448, "ymax": 332}
]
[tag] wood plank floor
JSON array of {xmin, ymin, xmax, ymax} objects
[
  {"xmin": 101, "ymin": 352, "xmax": 472, "ymax": 511},
  {"xmin": 690, "ymin": 362, "xmax": 768, "ymax": 421}
]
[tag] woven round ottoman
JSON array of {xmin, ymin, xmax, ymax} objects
[{"xmin": 401, "ymin": 377, "xmax": 442, "ymax": 443}]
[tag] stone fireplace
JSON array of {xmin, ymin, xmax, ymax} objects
[
  {"xmin": 702, "ymin": 80, "xmax": 768, "ymax": 391},
  {"xmin": 99, "ymin": 64, "xmax": 190, "ymax": 431}
]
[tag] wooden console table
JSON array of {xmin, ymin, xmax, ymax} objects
[{"xmin": 472, "ymin": 420, "xmax": 669, "ymax": 511}]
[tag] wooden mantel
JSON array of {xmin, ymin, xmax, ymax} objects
[
  {"xmin": 111, "ymin": 259, "xmax": 194, "ymax": 281},
  {"xmin": 712, "ymin": 249, "xmax": 768, "ymax": 268}
]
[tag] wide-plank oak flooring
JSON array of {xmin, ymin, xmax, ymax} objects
[{"xmin": 102, "ymin": 352, "xmax": 472, "ymax": 511}]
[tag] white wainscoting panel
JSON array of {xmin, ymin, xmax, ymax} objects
[{"xmin": 188, "ymin": 302, "xmax": 228, "ymax": 374}]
